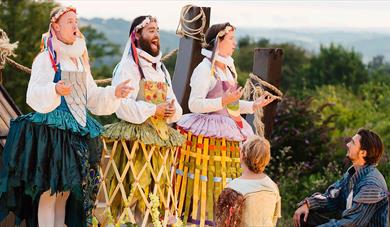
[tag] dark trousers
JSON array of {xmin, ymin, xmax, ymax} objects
[{"xmin": 300, "ymin": 212, "xmax": 332, "ymax": 227}]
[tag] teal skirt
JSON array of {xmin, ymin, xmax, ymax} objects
[{"xmin": 0, "ymin": 109, "xmax": 103, "ymax": 227}]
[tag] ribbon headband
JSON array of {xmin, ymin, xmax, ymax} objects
[
  {"xmin": 135, "ymin": 16, "xmax": 157, "ymax": 32},
  {"xmin": 217, "ymin": 25, "xmax": 235, "ymax": 38},
  {"xmin": 51, "ymin": 6, "xmax": 77, "ymax": 23}
]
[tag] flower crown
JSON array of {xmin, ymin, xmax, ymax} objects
[
  {"xmin": 50, "ymin": 6, "xmax": 77, "ymax": 23},
  {"xmin": 217, "ymin": 25, "xmax": 235, "ymax": 38},
  {"xmin": 135, "ymin": 16, "xmax": 157, "ymax": 32}
]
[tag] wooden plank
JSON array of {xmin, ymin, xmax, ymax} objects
[
  {"xmin": 172, "ymin": 6, "xmax": 210, "ymax": 114},
  {"xmin": 245, "ymin": 48, "xmax": 283, "ymax": 139},
  {"xmin": 0, "ymin": 93, "xmax": 18, "ymax": 119},
  {"xmin": 0, "ymin": 116, "xmax": 8, "ymax": 135},
  {"xmin": 0, "ymin": 84, "xmax": 21, "ymax": 148},
  {"xmin": 0, "ymin": 84, "xmax": 21, "ymax": 116}
]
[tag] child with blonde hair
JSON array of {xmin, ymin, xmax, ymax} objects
[{"xmin": 216, "ymin": 135, "xmax": 281, "ymax": 227}]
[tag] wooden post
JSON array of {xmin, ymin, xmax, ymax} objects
[
  {"xmin": 172, "ymin": 6, "xmax": 210, "ymax": 114},
  {"xmin": 246, "ymin": 48, "xmax": 283, "ymax": 139},
  {"xmin": 0, "ymin": 84, "xmax": 22, "ymax": 147}
]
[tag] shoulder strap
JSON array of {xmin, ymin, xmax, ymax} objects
[
  {"xmin": 227, "ymin": 66, "xmax": 237, "ymax": 80},
  {"xmin": 160, "ymin": 62, "xmax": 170, "ymax": 86}
]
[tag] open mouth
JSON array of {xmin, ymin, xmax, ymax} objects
[{"xmin": 151, "ymin": 39, "xmax": 159, "ymax": 49}]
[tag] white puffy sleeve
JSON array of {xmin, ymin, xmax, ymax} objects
[
  {"xmin": 239, "ymin": 100, "xmax": 255, "ymax": 114},
  {"xmin": 86, "ymin": 70, "xmax": 121, "ymax": 115},
  {"xmin": 26, "ymin": 52, "xmax": 61, "ymax": 113},
  {"xmin": 165, "ymin": 70, "xmax": 182, "ymax": 123},
  {"xmin": 188, "ymin": 62, "xmax": 223, "ymax": 113},
  {"xmin": 113, "ymin": 59, "xmax": 156, "ymax": 124}
]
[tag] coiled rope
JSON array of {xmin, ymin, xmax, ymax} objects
[
  {"xmin": 176, "ymin": 4, "xmax": 207, "ymax": 43},
  {"xmin": 243, "ymin": 73, "xmax": 283, "ymax": 137}
]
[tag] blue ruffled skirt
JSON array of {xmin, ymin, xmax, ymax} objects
[{"xmin": 0, "ymin": 109, "xmax": 103, "ymax": 227}]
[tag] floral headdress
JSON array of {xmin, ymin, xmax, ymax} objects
[
  {"xmin": 209, "ymin": 25, "xmax": 235, "ymax": 77},
  {"xmin": 50, "ymin": 6, "xmax": 77, "ymax": 23},
  {"xmin": 129, "ymin": 16, "xmax": 157, "ymax": 79},
  {"xmin": 40, "ymin": 6, "xmax": 80, "ymax": 72}
]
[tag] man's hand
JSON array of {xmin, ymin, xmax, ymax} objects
[
  {"xmin": 164, "ymin": 99, "xmax": 176, "ymax": 118},
  {"xmin": 155, "ymin": 100, "xmax": 176, "ymax": 119},
  {"xmin": 115, "ymin": 79, "xmax": 133, "ymax": 98},
  {"xmin": 222, "ymin": 87, "xmax": 243, "ymax": 106},
  {"xmin": 155, "ymin": 102, "xmax": 169, "ymax": 119},
  {"xmin": 55, "ymin": 80, "xmax": 72, "ymax": 96},
  {"xmin": 293, "ymin": 203, "xmax": 309, "ymax": 227}
]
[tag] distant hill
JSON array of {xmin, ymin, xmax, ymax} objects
[
  {"xmin": 237, "ymin": 28, "xmax": 390, "ymax": 62},
  {"xmin": 80, "ymin": 17, "xmax": 390, "ymax": 65},
  {"xmin": 79, "ymin": 17, "xmax": 179, "ymax": 53}
]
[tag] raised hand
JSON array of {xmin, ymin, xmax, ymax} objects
[
  {"xmin": 253, "ymin": 93, "xmax": 277, "ymax": 111},
  {"xmin": 115, "ymin": 79, "xmax": 133, "ymax": 98},
  {"xmin": 222, "ymin": 87, "xmax": 243, "ymax": 107},
  {"xmin": 55, "ymin": 80, "xmax": 72, "ymax": 96}
]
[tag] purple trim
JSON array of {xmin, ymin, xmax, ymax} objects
[{"xmin": 187, "ymin": 215, "xmax": 215, "ymax": 226}]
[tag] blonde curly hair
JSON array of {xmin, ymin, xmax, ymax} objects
[{"xmin": 241, "ymin": 135, "xmax": 271, "ymax": 174}]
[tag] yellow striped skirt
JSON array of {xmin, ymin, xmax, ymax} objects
[{"xmin": 174, "ymin": 127, "xmax": 242, "ymax": 226}]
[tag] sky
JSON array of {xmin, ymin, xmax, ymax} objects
[{"xmin": 56, "ymin": 0, "xmax": 390, "ymax": 32}]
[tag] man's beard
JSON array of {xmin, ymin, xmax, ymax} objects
[{"xmin": 139, "ymin": 36, "xmax": 160, "ymax": 57}]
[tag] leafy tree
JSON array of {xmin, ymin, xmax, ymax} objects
[
  {"xmin": 367, "ymin": 55, "xmax": 390, "ymax": 84},
  {"xmin": 269, "ymin": 96, "xmax": 335, "ymax": 176},
  {"xmin": 0, "ymin": 0, "xmax": 121, "ymax": 112},
  {"xmin": 233, "ymin": 38, "xmax": 270, "ymax": 74},
  {"xmin": 80, "ymin": 25, "xmax": 120, "ymax": 75},
  {"xmin": 303, "ymin": 44, "xmax": 368, "ymax": 91},
  {"xmin": 310, "ymin": 84, "xmax": 390, "ymax": 184},
  {"xmin": 233, "ymin": 37, "xmax": 310, "ymax": 94},
  {"xmin": 275, "ymin": 43, "xmax": 310, "ymax": 93},
  {"xmin": 368, "ymin": 55, "xmax": 385, "ymax": 70},
  {"xmin": 0, "ymin": 0, "xmax": 58, "ymax": 112}
]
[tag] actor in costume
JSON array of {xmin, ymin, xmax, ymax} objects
[
  {"xmin": 217, "ymin": 135, "xmax": 281, "ymax": 227},
  {"xmin": 0, "ymin": 6, "xmax": 131, "ymax": 227},
  {"xmin": 174, "ymin": 22, "xmax": 276, "ymax": 225},
  {"xmin": 97, "ymin": 16, "xmax": 184, "ymax": 226},
  {"xmin": 293, "ymin": 129, "xmax": 389, "ymax": 227}
]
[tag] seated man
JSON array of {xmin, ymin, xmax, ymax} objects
[{"xmin": 293, "ymin": 128, "xmax": 389, "ymax": 227}]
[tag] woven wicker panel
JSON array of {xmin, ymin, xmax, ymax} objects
[
  {"xmin": 174, "ymin": 130, "xmax": 241, "ymax": 227},
  {"xmin": 95, "ymin": 137, "xmax": 178, "ymax": 227}
]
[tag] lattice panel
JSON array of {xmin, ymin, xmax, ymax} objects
[{"xmin": 94, "ymin": 138, "xmax": 178, "ymax": 227}]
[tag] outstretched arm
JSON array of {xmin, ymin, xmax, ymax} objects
[{"xmin": 113, "ymin": 60, "xmax": 157, "ymax": 124}]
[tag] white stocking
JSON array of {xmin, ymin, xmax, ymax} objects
[
  {"xmin": 38, "ymin": 190, "xmax": 56, "ymax": 227},
  {"xmin": 54, "ymin": 191, "xmax": 70, "ymax": 227}
]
